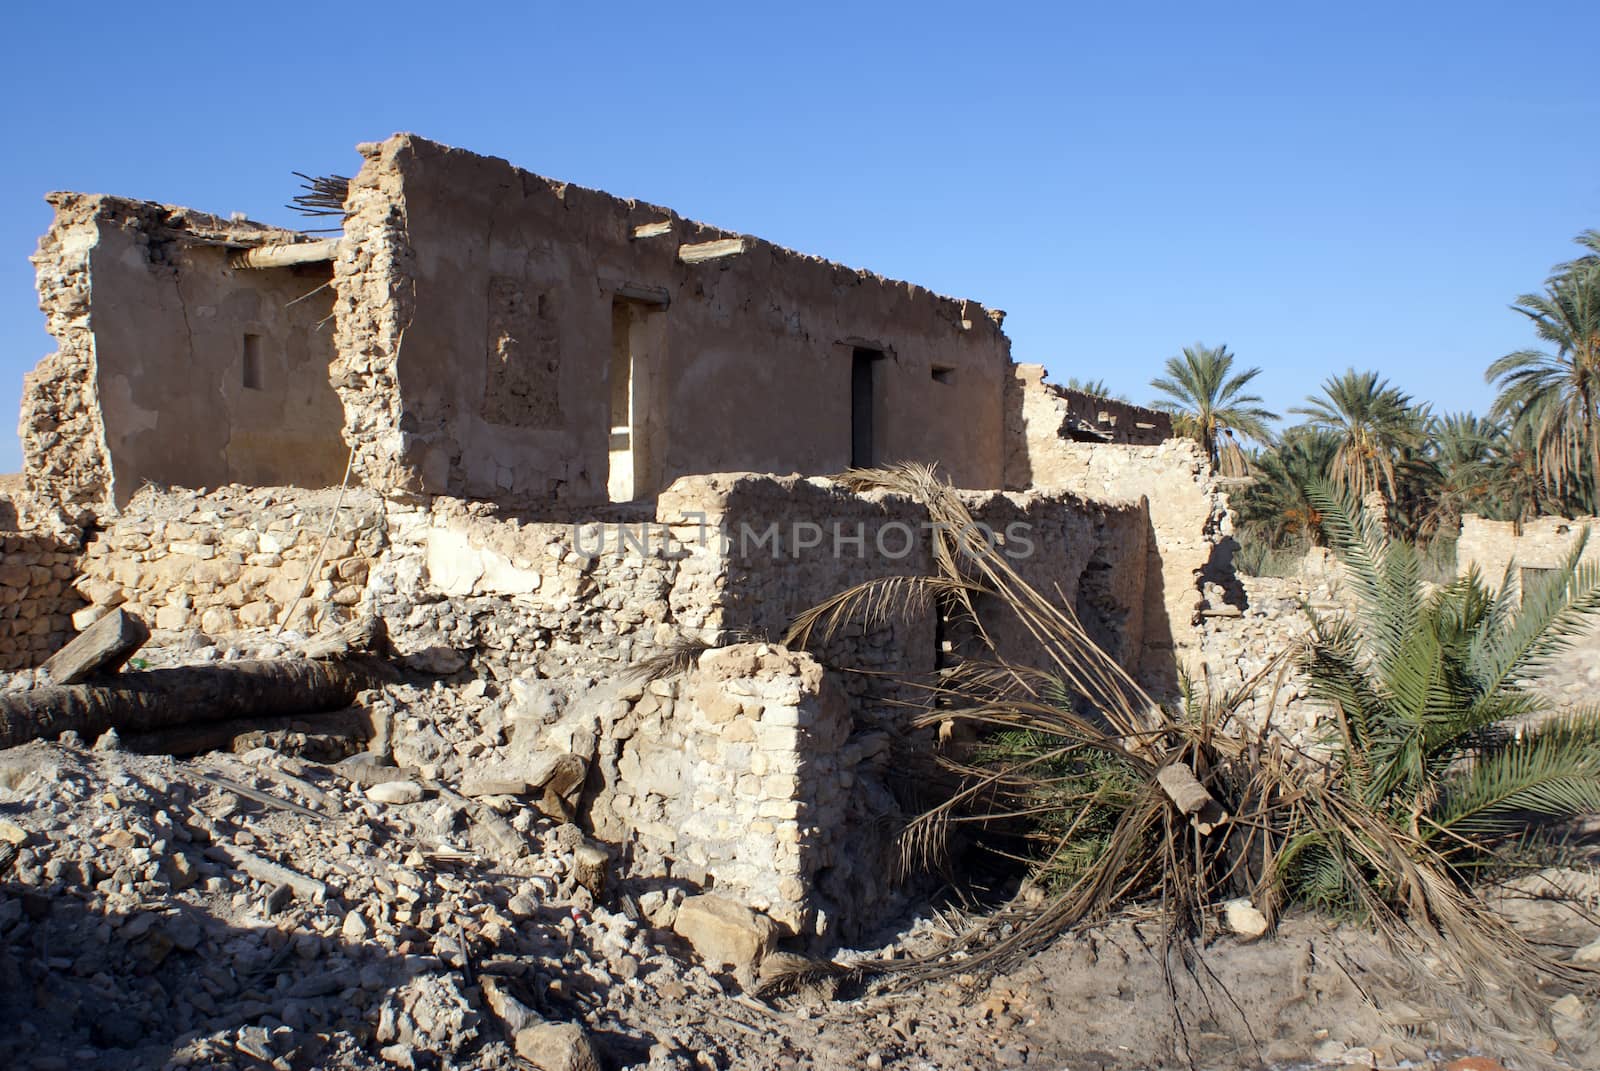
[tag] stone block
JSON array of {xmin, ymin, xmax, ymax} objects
[
  {"xmin": 671, "ymin": 893, "xmax": 779, "ymax": 972},
  {"xmin": 42, "ymin": 607, "xmax": 149, "ymax": 684}
]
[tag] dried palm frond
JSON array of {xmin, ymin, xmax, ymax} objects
[
  {"xmin": 623, "ymin": 629, "xmax": 771, "ymax": 685},
  {"xmin": 785, "ymin": 465, "xmax": 1600, "ymax": 1064}
]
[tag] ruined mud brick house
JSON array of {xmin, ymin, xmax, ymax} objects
[{"xmin": 12, "ymin": 134, "xmax": 1238, "ymax": 938}]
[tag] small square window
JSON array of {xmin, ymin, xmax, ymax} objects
[{"xmin": 931, "ymin": 365, "xmax": 955, "ymax": 384}]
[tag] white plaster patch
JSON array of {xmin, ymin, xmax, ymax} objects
[{"xmin": 425, "ymin": 526, "xmax": 541, "ymax": 596}]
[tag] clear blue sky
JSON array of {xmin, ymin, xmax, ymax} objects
[{"xmin": 2, "ymin": 1, "xmax": 1596, "ymax": 473}]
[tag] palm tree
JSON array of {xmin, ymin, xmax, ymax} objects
[
  {"xmin": 1235, "ymin": 427, "xmax": 1339, "ymax": 547},
  {"xmin": 1431, "ymin": 412, "xmax": 1572, "ymax": 527},
  {"xmin": 1291, "ymin": 370, "xmax": 1425, "ymax": 506},
  {"xmin": 1485, "ymin": 237, "xmax": 1600, "ymax": 511},
  {"xmin": 1061, "ymin": 377, "xmax": 1127, "ymax": 401},
  {"xmin": 1148, "ymin": 343, "xmax": 1278, "ymax": 466},
  {"xmin": 787, "ymin": 465, "xmax": 1600, "ymax": 1043}
]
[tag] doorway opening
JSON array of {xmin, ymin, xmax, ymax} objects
[
  {"xmin": 608, "ymin": 299, "xmax": 666, "ymax": 502},
  {"xmin": 851, "ymin": 347, "xmax": 885, "ymax": 468}
]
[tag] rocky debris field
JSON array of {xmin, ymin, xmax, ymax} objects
[{"xmin": 1, "ymin": 625, "xmax": 1599, "ymax": 1071}]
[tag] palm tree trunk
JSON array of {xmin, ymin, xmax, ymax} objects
[
  {"xmin": 0, "ymin": 658, "xmax": 379, "ymax": 751},
  {"xmin": 1585, "ymin": 384, "xmax": 1600, "ymax": 516}
]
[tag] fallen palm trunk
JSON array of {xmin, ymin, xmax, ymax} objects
[
  {"xmin": 123, "ymin": 706, "xmax": 375, "ymax": 758},
  {"xmin": 0, "ymin": 657, "xmax": 382, "ymax": 751}
]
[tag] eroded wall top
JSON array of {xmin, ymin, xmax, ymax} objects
[{"xmin": 25, "ymin": 193, "xmax": 347, "ymax": 513}]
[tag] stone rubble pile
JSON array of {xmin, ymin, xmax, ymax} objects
[
  {"xmin": 0, "ymin": 633, "xmax": 1016, "ymax": 1071},
  {"xmin": 0, "ymin": 697, "xmax": 762, "ymax": 1070}
]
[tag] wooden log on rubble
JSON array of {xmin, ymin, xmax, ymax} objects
[{"xmin": 0, "ymin": 618, "xmax": 389, "ymax": 751}]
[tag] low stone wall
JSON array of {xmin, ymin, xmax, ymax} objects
[
  {"xmin": 0, "ymin": 525, "xmax": 84, "ymax": 671},
  {"xmin": 74, "ymin": 486, "xmax": 386, "ymax": 636},
  {"xmin": 603, "ymin": 644, "xmax": 892, "ymax": 940},
  {"xmin": 1457, "ymin": 514, "xmax": 1600, "ymax": 586},
  {"xmin": 372, "ymin": 499, "xmax": 696, "ymax": 676}
]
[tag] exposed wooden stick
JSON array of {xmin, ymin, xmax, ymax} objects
[
  {"xmin": 1155, "ymin": 763, "xmax": 1229, "ymax": 835},
  {"xmin": 41, "ymin": 608, "xmax": 149, "ymax": 685},
  {"xmin": 678, "ymin": 237, "xmax": 747, "ymax": 263},
  {"xmin": 229, "ymin": 239, "xmax": 340, "ymax": 269},
  {"xmin": 1155, "ymin": 763, "xmax": 1213, "ymax": 814},
  {"xmin": 194, "ymin": 772, "xmax": 330, "ymax": 821},
  {"xmin": 208, "ymin": 843, "xmax": 328, "ymax": 902}
]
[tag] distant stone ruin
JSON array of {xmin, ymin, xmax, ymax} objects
[{"xmin": 10, "ymin": 133, "xmax": 1244, "ymax": 938}]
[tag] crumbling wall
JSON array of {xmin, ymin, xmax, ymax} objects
[
  {"xmin": 330, "ymin": 148, "xmax": 416, "ymax": 495},
  {"xmin": 603, "ymin": 644, "xmax": 893, "ymax": 939},
  {"xmin": 1005, "ymin": 426, "xmax": 1236, "ymax": 690},
  {"xmin": 657, "ymin": 473, "xmax": 1149, "ymax": 712},
  {"xmin": 22, "ymin": 194, "xmax": 115, "ymax": 513},
  {"xmin": 1457, "ymin": 514, "xmax": 1600, "ymax": 586},
  {"xmin": 332, "ymin": 135, "xmax": 1011, "ymax": 503},
  {"xmin": 373, "ymin": 500, "xmax": 695, "ymax": 676},
  {"xmin": 1003, "ymin": 363, "xmax": 1171, "ymax": 488},
  {"xmin": 50, "ymin": 475, "xmax": 1149, "ymax": 933},
  {"xmin": 25, "ymin": 194, "xmax": 347, "ymax": 512}
]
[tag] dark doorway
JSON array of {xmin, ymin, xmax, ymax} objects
[{"xmin": 851, "ymin": 347, "xmax": 883, "ymax": 468}]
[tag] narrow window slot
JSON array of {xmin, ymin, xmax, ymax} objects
[{"xmin": 242, "ymin": 333, "xmax": 263, "ymax": 390}]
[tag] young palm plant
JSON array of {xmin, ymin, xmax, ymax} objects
[
  {"xmin": 784, "ymin": 464, "xmax": 1600, "ymax": 1061},
  {"xmin": 1289, "ymin": 482, "xmax": 1600, "ymax": 900}
]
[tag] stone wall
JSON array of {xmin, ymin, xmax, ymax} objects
[
  {"xmin": 604, "ymin": 644, "xmax": 892, "ymax": 940},
  {"xmin": 74, "ymin": 486, "xmax": 386, "ymax": 636},
  {"xmin": 1457, "ymin": 514, "xmax": 1600, "ymax": 587},
  {"xmin": 330, "ymin": 135, "xmax": 1012, "ymax": 504},
  {"xmin": 1191, "ymin": 573, "xmax": 1333, "ymax": 749},
  {"xmin": 26, "ymin": 195, "xmax": 348, "ymax": 513},
  {"xmin": 0, "ymin": 518, "xmax": 84, "ymax": 671}
]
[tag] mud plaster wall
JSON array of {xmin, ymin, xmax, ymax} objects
[
  {"xmin": 26, "ymin": 195, "xmax": 348, "ymax": 511},
  {"xmin": 330, "ymin": 135, "xmax": 1011, "ymax": 504},
  {"xmin": 1456, "ymin": 514, "xmax": 1600, "ymax": 586}
]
